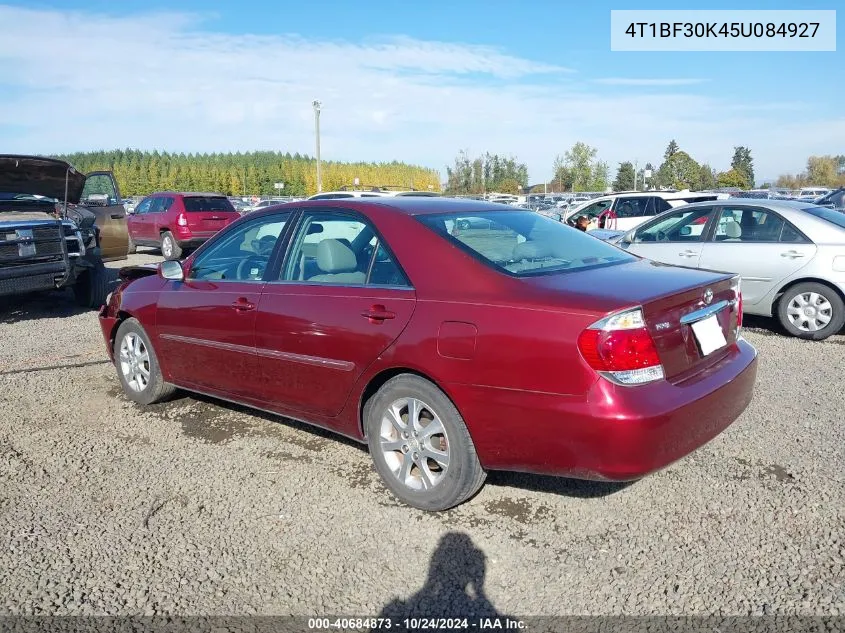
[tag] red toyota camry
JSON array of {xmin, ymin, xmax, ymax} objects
[{"xmin": 99, "ymin": 198, "xmax": 757, "ymax": 511}]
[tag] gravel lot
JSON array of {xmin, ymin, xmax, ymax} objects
[{"xmin": 1, "ymin": 250, "xmax": 843, "ymax": 618}]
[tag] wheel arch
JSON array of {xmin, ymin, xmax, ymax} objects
[
  {"xmin": 772, "ymin": 277, "xmax": 845, "ymax": 316},
  {"xmin": 108, "ymin": 310, "xmax": 136, "ymax": 355},
  {"xmin": 358, "ymin": 367, "xmax": 463, "ymax": 440}
]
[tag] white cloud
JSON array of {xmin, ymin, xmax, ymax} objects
[
  {"xmin": 593, "ymin": 78, "xmax": 709, "ymax": 86},
  {"xmin": 0, "ymin": 4, "xmax": 841, "ymax": 183}
]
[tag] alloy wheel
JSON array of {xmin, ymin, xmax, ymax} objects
[
  {"xmin": 379, "ymin": 397, "xmax": 450, "ymax": 491},
  {"xmin": 119, "ymin": 332, "xmax": 151, "ymax": 392}
]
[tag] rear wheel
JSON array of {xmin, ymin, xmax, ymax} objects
[
  {"xmin": 365, "ymin": 375, "xmax": 486, "ymax": 511},
  {"xmin": 160, "ymin": 231, "xmax": 182, "ymax": 260},
  {"xmin": 114, "ymin": 318, "xmax": 176, "ymax": 405},
  {"xmin": 777, "ymin": 282, "xmax": 845, "ymax": 341}
]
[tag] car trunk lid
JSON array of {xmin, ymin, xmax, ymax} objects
[
  {"xmin": 181, "ymin": 196, "xmax": 239, "ymax": 234},
  {"xmin": 521, "ymin": 259, "xmax": 741, "ymax": 381}
]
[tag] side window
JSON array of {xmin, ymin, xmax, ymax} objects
[
  {"xmin": 148, "ymin": 198, "xmax": 165, "ymax": 214},
  {"xmin": 654, "ymin": 198, "xmax": 672, "ymax": 214},
  {"xmin": 615, "ymin": 198, "xmax": 649, "ymax": 218},
  {"xmin": 134, "ymin": 198, "xmax": 152, "ymax": 215},
  {"xmin": 81, "ymin": 173, "xmax": 118, "ymax": 204},
  {"xmin": 713, "ymin": 207, "xmax": 784, "ymax": 242},
  {"xmin": 633, "ymin": 207, "xmax": 714, "ymax": 243},
  {"xmin": 578, "ymin": 199, "xmax": 613, "ymax": 220},
  {"xmin": 188, "ymin": 213, "xmax": 290, "ymax": 282},
  {"xmin": 779, "ymin": 221, "xmax": 807, "ymax": 243},
  {"xmin": 161, "ymin": 197, "xmax": 175, "ymax": 212},
  {"xmin": 281, "ymin": 212, "xmax": 408, "ymax": 286}
]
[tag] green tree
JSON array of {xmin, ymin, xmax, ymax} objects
[
  {"xmin": 717, "ymin": 168, "xmax": 750, "ymax": 189},
  {"xmin": 613, "ymin": 161, "xmax": 636, "ymax": 191},
  {"xmin": 658, "ymin": 151, "xmax": 700, "ymax": 189},
  {"xmin": 552, "ymin": 155, "xmax": 573, "ymax": 192},
  {"xmin": 806, "ymin": 155, "xmax": 839, "ymax": 185},
  {"xmin": 664, "ymin": 140, "xmax": 680, "ymax": 161},
  {"xmin": 731, "ymin": 146, "xmax": 755, "ymax": 188},
  {"xmin": 563, "ymin": 142, "xmax": 598, "ymax": 191},
  {"xmin": 589, "ymin": 161, "xmax": 610, "ymax": 192},
  {"xmin": 697, "ymin": 163, "xmax": 717, "ymax": 190}
]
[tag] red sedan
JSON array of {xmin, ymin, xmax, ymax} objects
[{"xmin": 99, "ymin": 198, "xmax": 757, "ymax": 511}]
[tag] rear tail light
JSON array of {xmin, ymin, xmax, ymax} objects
[
  {"xmin": 176, "ymin": 213, "xmax": 188, "ymax": 227},
  {"xmin": 577, "ymin": 307, "xmax": 664, "ymax": 386},
  {"xmin": 731, "ymin": 275, "xmax": 743, "ymax": 331}
]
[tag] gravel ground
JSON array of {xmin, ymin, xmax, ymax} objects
[{"xmin": 0, "ymin": 250, "xmax": 843, "ymax": 618}]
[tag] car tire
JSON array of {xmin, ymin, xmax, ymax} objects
[
  {"xmin": 113, "ymin": 318, "xmax": 176, "ymax": 405},
  {"xmin": 72, "ymin": 260, "xmax": 110, "ymax": 308},
  {"xmin": 777, "ymin": 282, "xmax": 845, "ymax": 341},
  {"xmin": 161, "ymin": 231, "xmax": 182, "ymax": 260},
  {"xmin": 364, "ymin": 374, "xmax": 486, "ymax": 511},
  {"xmin": 127, "ymin": 234, "xmax": 136, "ymax": 255}
]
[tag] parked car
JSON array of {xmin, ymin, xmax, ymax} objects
[
  {"xmin": 100, "ymin": 198, "xmax": 757, "ymax": 511},
  {"xmin": 127, "ymin": 192, "xmax": 240, "ymax": 260},
  {"xmin": 812, "ymin": 187, "xmax": 845, "ymax": 212},
  {"xmin": 0, "ymin": 155, "xmax": 123, "ymax": 307},
  {"xmin": 607, "ymin": 199, "xmax": 845, "ymax": 340},
  {"xmin": 563, "ymin": 191, "xmax": 730, "ymax": 232}
]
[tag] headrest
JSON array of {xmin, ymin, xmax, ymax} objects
[
  {"xmin": 513, "ymin": 240, "xmax": 553, "ymax": 260},
  {"xmin": 724, "ymin": 220, "xmax": 742, "ymax": 239},
  {"xmin": 317, "ymin": 239, "xmax": 358, "ymax": 273}
]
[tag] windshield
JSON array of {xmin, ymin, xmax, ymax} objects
[
  {"xmin": 802, "ymin": 206, "xmax": 845, "ymax": 230},
  {"xmin": 183, "ymin": 196, "xmax": 236, "ymax": 212},
  {"xmin": 416, "ymin": 210, "xmax": 635, "ymax": 277}
]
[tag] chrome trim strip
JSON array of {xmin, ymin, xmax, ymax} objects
[
  {"xmin": 159, "ymin": 333, "xmax": 355, "ymax": 371},
  {"xmin": 680, "ymin": 299, "xmax": 731, "ymax": 325},
  {"xmin": 256, "ymin": 348, "xmax": 355, "ymax": 371}
]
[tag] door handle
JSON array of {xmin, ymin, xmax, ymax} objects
[
  {"xmin": 361, "ymin": 304, "xmax": 396, "ymax": 322},
  {"xmin": 781, "ymin": 250, "xmax": 805, "ymax": 259},
  {"xmin": 110, "ymin": 214, "xmax": 123, "ymax": 219},
  {"xmin": 231, "ymin": 298, "xmax": 256, "ymax": 312},
  {"xmin": 678, "ymin": 250, "xmax": 697, "ymax": 258}
]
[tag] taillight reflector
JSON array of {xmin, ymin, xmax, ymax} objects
[
  {"xmin": 177, "ymin": 213, "xmax": 188, "ymax": 227},
  {"xmin": 577, "ymin": 307, "xmax": 664, "ymax": 386},
  {"xmin": 732, "ymin": 276, "xmax": 743, "ymax": 330}
]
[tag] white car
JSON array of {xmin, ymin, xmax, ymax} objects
[
  {"xmin": 563, "ymin": 190, "xmax": 730, "ymax": 232},
  {"xmin": 606, "ymin": 199, "xmax": 845, "ymax": 340}
]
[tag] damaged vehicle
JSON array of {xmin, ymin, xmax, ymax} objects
[{"xmin": 0, "ymin": 155, "xmax": 126, "ymax": 308}]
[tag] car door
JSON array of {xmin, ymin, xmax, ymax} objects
[
  {"xmin": 155, "ymin": 212, "xmax": 292, "ymax": 400},
  {"xmin": 81, "ymin": 171, "xmax": 129, "ymax": 260},
  {"xmin": 620, "ymin": 205, "xmax": 717, "ymax": 268},
  {"xmin": 698, "ymin": 205, "xmax": 817, "ymax": 308},
  {"xmin": 128, "ymin": 197, "xmax": 152, "ymax": 243},
  {"xmin": 254, "ymin": 209, "xmax": 416, "ymax": 420}
]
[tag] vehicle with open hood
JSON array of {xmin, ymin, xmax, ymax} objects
[{"xmin": 0, "ymin": 155, "xmax": 127, "ymax": 307}]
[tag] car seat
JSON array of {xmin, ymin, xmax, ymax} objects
[{"xmin": 307, "ymin": 239, "xmax": 367, "ymax": 283}]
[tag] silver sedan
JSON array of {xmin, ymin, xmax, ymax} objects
[{"xmin": 605, "ymin": 199, "xmax": 845, "ymax": 340}]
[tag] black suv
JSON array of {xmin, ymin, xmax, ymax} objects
[{"xmin": 0, "ymin": 155, "xmax": 121, "ymax": 307}]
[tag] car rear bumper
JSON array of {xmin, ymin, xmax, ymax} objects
[
  {"xmin": 174, "ymin": 235, "xmax": 214, "ymax": 248},
  {"xmin": 449, "ymin": 337, "xmax": 758, "ymax": 480},
  {"xmin": 99, "ymin": 304, "xmax": 118, "ymax": 362}
]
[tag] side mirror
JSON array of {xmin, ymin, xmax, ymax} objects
[
  {"xmin": 160, "ymin": 260, "xmax": 184, "ymax": 281},
  {"xmin": 680, "ymin": 226, "xmax": 693, "ymax": 237}
]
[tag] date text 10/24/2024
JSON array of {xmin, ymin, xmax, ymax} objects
[{"xmin": 308, "ymin": 617, "xmax": 527, "ymax": 630}]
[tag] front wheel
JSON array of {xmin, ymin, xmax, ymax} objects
[
  {"xmin": 113, "ymin": 318, "xmax": 176, "ymax": 405},
  {"xmin": 160, "ymin": 231, "xmax": 182, "ymax": 260},
  {"xmin": 72, "ymin": 261, "xmax": 109, "ymax": 308},
  {"xmin": 777, "ymin": 282, "xmax": 845, "ymax": 341},
  {"xmin": 365, "ymin": 375, "xmax": 486, "ymax": 511}
]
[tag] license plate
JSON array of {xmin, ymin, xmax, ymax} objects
[
  {"xmin": 691, "ymin": 314, "xmax": 727, "ymax": 356},
  {"xmin": 18, "ymin": 242, "xmax": 36, "ymax": 257}
]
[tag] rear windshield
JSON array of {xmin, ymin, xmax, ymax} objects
[
  {"xmin": 183, "ymin": 196, "xmax": 236, "ymax": 212},
  {"xmin": 802, "ymin": 206, "xmax": 845, "ymax": 229},
  {"xmin": 416, "ymin": 210, "xmax": 635, "ymax": 277}
]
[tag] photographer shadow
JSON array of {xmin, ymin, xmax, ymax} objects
[{"xmin": 375, "ymin": 532, "xmax": 513, "ymax": 631}]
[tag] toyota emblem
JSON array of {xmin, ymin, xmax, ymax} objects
[{"xmin": 703, "ymin": 288, "xmax": 713, "ymax": 305}]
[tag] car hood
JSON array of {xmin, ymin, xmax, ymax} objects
[{"xmin": 0, "ymin": 155, "xmax": 86, "ymax": 203}]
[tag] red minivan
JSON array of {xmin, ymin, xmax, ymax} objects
[{"xmin": 127, "ymin": 192, "xmax": 241, "ymax": 260}]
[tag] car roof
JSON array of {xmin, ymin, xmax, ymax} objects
[
  {"xmin": 680, "ymin": 198, "xmax": 821, "ymax": 214},
  {"xmin": 254, "ymin": 196, "xmax": 517, "ymax": 217}
]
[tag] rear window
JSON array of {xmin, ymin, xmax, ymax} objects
[
  {"xmin": 182, "ymin": 196, "xmax": 236, "ymax": 212},
  {"xmin": 803, "ymin": 206, "xmax": 845, "ymax": 230},
  {"xmin": 416, "ymin": 210, "xmax": 635, "ymax": 277}
]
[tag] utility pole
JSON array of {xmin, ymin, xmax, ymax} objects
[
  {"xmin": 634, "ymin": 159, "xmax": 639, "ymax": 191},
  {"xmin": 312, "ymin": 100, "xmax": 322, "ymax": 193}
]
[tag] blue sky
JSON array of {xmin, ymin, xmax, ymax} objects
[{"xmin": 0, "ymin": 0, "xmax": 842, "ymax": 183}]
